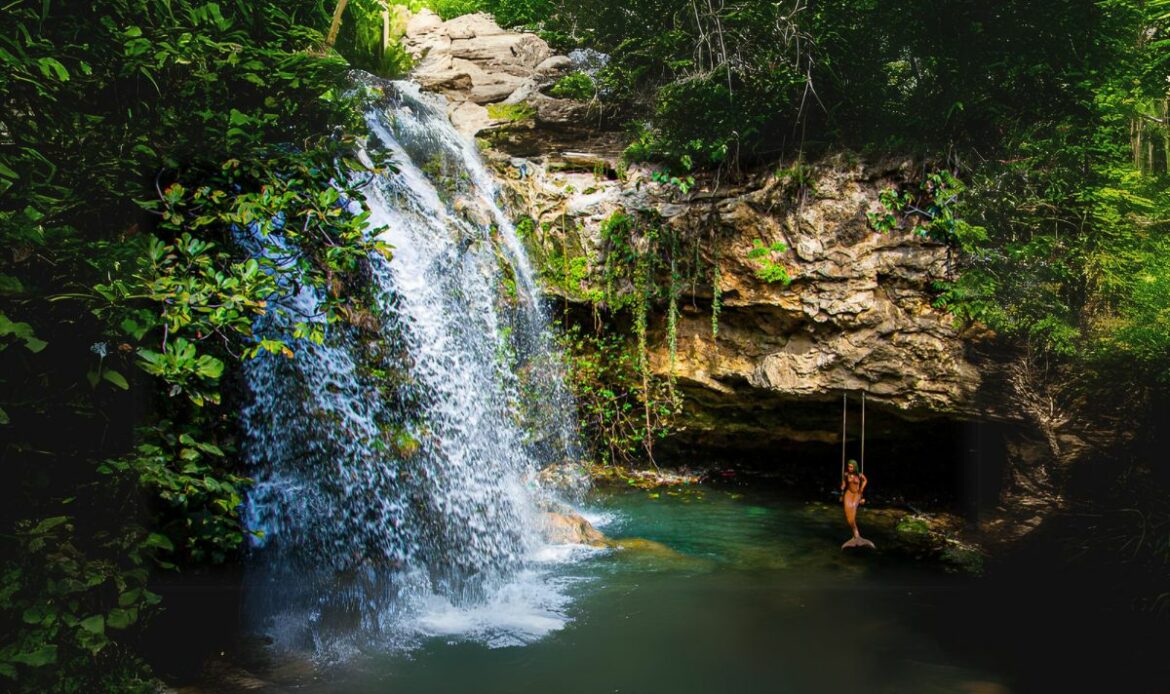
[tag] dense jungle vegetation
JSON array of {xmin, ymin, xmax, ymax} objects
[{"xmin": 2, "ymin": 0, "xmax": 1169, "ymax": 690}]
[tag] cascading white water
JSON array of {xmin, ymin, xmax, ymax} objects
[{"xmin": 240, "ymin": 79, "xmax": 586, "ymax": 655}]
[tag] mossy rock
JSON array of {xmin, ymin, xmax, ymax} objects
[
  {"xmin": 939, "ymin": 542, "xmax": 986, "ymax": 575},
  {"xmin": 895, "ymin": 515, "xmax": 932, "ymax": 538},
  {"xmin": 486, "ymin": 102, "xmax": 536, "ymax": 122}
]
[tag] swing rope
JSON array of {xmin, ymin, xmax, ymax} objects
[
  {"xmin": 841, "ymin": 390, "xmax": 868, "ymax": 477},
  {"xmin": 840, "ymin": 391, "xmax": 847, "ymax": 479}
]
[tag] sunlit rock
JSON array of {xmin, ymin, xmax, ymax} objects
[{"xmin": 542, "ymin": 509, "xmax": 607, "ymax": 547}]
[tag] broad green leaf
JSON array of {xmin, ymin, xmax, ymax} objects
[
  {"xmin": 31, "ymin": 516, "xmax": 69, "ymax": 534},
  {"xmin": 106, "ymin": 607, "xmax": 137, "ymax": 630},
  {"xmin": 195, "ymin": 355, "xmax": 224, "ymax": 379},
  {"xmin": 36, "ymin": 57, "xmax": 69, "ymax": 81},
  {"xmin": 143, "ymin": 533, "xmax": 174, "ymax": 552},
  {"xmin": 79, "ymin": 614, "xmax": 104, "ymax": 635},
  {"xmin": 8, "ymin": 645, "xmax": 57, "ymax": 667},
  {"xmin": 103, "ymin": 369, "xmax": 130, "ymax": 390},
  {"xmin": 120, "ymin": 317, "xmax": 150, "ymax": 340},
  {"xmin": 22, "ymin": 605, "xmax": 51, "ymax": 624}
]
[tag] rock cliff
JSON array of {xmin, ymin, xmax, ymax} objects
[{"xmin": 499, "ymin": 152, "xmax": 999, "ymax": 457}]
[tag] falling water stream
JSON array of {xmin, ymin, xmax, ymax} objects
[{"xmin": 239, "ymin": 79, "xmax": 585, "ymax": 657}]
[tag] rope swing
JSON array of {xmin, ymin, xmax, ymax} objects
[{"xmin": 841, "ymin": 390, "xmax": 867, "ymax": 476}]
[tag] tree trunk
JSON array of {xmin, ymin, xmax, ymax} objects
[{"xmin": 325, "ymin": 0, "xmax": 349, "ymax": 49}]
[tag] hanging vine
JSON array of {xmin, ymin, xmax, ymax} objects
[{"xmin": 711, "ymin": 255, "xmax": 722, "ymax": 340}]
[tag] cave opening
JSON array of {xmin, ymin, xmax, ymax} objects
[{"xmin": 657, "ymin": 398, "xmax": 1010, "ymax": 521}]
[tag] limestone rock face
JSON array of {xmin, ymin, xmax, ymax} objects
[{"xmin": 484, "ymin": 154, "xmax": 997, "ymax": 453}]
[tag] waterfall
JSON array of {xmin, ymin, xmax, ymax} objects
[{"xmin": 240, "ymin": 80, "xmax": 585, "ymax": 655}]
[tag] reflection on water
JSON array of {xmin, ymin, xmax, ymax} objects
[{"xmin": 242, "ymin": 487, "xmax": 1012, "ymax": 693}]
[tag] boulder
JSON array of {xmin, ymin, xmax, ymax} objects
[
  {"xmin": 542, "ymin": 510, "xmax": 607, "ymax": 546},
  {"xmin": 536, "ymin": 55, "xmax": 573, "ymax": 76}
]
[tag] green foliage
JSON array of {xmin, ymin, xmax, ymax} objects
[
  {"xmin": 775, "ymin": 161, "xmax": 818, "ymax": 203},
  {"xmin": 547, "ymin": 209, "xmax": 729, "ymax": 465},
  {"xmin": 549, "ymin": 71, "xmax": 596, "ymax": 100},
  {"xmin": 650, "ymin": 169, "xmax": 696, "ymax": 195},
  {"xmin": 420, "ymin": 0, "xmax": 486, "ymax": 20},
  {"xmin": 333, "ymin": 0, "xmax": 415, "ymax": 77},
  {"xmin": 514, "ymin": 216, "xmax": 536, "ymax": 239},
  {"xmin": 0, "ymin": 516, "xmax": 162, "ymax": 692},
  {"xmin": 922, "ymin": 0, "xmax": 1170, "ymax": 395},
  {"xmin": 99, "ymin": 423, "xmax": 251, "ymax": 565},
  {"xmin": 0, "ymin": 313, "xmax": 48, "ymax": 355},
  {"xmin": 560, "ymin": 324, "xmax": 680, "ymax": 466},
  {"xmin": 867, "ymin": 171, "xmax": 987, "ymax": 251},
  {"xmin": 544, "ymin": 252, "xmax": 599, "ymax": 302},
  {"xmin": 746, "ymin": 239, "xmax": 792, "ymax": 285},
  {"xmin": 487, "ymin": 102, "xmax": 537, "ymax": 122},
  {"xmin": 0, "ymin": 0, "xmax": 390, "ymax": 688},
  {"xmin": 626, "ymin": 67, "xmax": 802, "ymax": 170},
  {"xmin": 805, "ymin": 0, "xmax": 1109, "ymax": 151},
  {"xmin": 547, "ymin": 1, "xmax": 814, "ymax": 170},
  {"xmin": 414, "ymin": 0, "xmax": 553, "ymax": 27}
]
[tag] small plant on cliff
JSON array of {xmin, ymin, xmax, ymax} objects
[
  {"xmin": 746, "ymin": 239, "xmax": 792, "ymax": 285},
  {"xmin": 549, "ymin": 72, "xmax": 597, "ymax": 101},
  {"xmin": 651, "ymin": 169, "xmax": 696, "ymax": 195},
  {"xmin": 487, "ymin": 102, "xmax": 537, "ymax": 122},
  {"xmin": 866, "ymin": 171, "xmax": 986, "ymax": 252},
  {"xmin": 776, "ymin": 161, "xmax": 817, "ymax": 203},
  {"xmin": 514, "ymin": 216, "xmax": 536, "ymax": 239}
]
